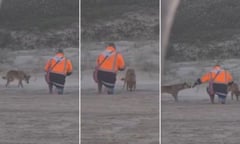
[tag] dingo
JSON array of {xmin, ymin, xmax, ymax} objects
[
  {"xmin": 161, "ymin": 82, "xmax": 191, "ymax": 101},
  {"xmin": 121, "ymin": 68, "xmax": 136, "ymax": 91},
  {"xmin": 228, "ymin": 82, "xmax": 240, "ymax": 101},
  {"xmin": 2, "ymin": 70, "xmax": 31, "ymax": 88}
]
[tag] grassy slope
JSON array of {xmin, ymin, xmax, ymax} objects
[
  {"xmin": 167, "ymin": 0, "xmax": 240, "ymax": 61},
  {"xmin": 81, "ymin": 0, "xmax": 159, "ymax": 41},
  {"xmin": 81, "ymin": 0, "xmax": 157, "ymax": 21},
  {"xmin": 0, "ymin": 0, "xmax": 79, "ymax": 31},
  {"xmin": 171, "ymin": 0, "xmax": 240, "ymax": 42},
  {"xmin": 0, "ymin": 0, "xmax": 79, "ymax": 49}
]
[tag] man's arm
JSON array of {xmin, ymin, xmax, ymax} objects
[
  {"xmin": 192, "ymin": 72, "xmax": 211, "ymax": 87},
  {"xmin": 66, "ymin": 59, "xmax": 73, "ymax": 76},
  {"xmin": 117, "ymin": 53, "xmax": 125, "ymax": 71},
  {"xmin": 227, "ymin": 71, "xmax": 233, "ymax": 85}
]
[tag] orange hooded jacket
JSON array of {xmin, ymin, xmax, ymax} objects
[
  {"xmin": 44, "ymin": 53, "xmax": 73, "ymax": 76},
  {"xmin": 200, "ymin": 65, "xmax": 233, "ymax": 84},
  {"xmin": 96, "ymin": 46, "xmax": 125, "ymax": 73}
]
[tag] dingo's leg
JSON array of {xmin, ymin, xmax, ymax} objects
[
  {"xmin": 56, "ymin": 86, "xmax": 64, "ymax": 95},
  {"xmin": 5, "ymin": 77, "xmax": 13, "ymax": 88},
  {"xmin": 172, "ymin": 92, "xmax": 178, "ymax": 102},
  {"xmin": 236, "ymin": 92, "xmax": 239, "ymax": 101},
  {"xmin": 18, "ymin": 80, "xmax": 24, "ymax": 88},
  {"xmin": 122, "ymin": 79, "xmax": 126, "ymax": 90},
  {"xmin": 133, "ymin": 82, "xmax": 136, "ymax": 91},
  {"xmin": 5, "ymin": 80, "xmax": 10, "ymax": 88}
]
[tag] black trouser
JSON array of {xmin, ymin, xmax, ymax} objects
[
  {"xmin": 97, "ymin": 70, "xmax": 117, "ymax": 94},
  {"xmin": 97, "ymin": 70, "xmax": 116, "ymax": 89},
  {"xmin": 207, "ymin": 83, "xmax": 228, "ymax": 103},
  {"xmin": 48, "ymin": 72, "xmax": 66, "ymax": 94}
]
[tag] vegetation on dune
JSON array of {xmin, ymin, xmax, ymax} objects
[
  {"xmin": 0, "ymin": 0, "xmax": 79, "ymax": 49},
  {"xmin": 81, "ymin": 0, "xmax": 159, "ymax": 41},
  {"xmin": 167, "ymin": 0, "xmax": 240, "ymax": 62},
  {"xmin": 0, "ymin": 0, "xmax": 78, "ymax": 30}
]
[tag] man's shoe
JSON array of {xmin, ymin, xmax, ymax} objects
[
  {"xmin": 57, "ymin": 88, "xmax": 64, "ymax": 95},
  {"xmin": 107, "ymin": 88, "xmax": 114, "ymax": 95}
]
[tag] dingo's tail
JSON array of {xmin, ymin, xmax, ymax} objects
[{"xmin": 2, "ymin": 76, "xmax": 6, "ymax": 80}]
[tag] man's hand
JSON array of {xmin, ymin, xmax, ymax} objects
[
  {"xmin": 67, "ymin": 72, "xmax": 72, "ymax": 76},
  {"xmin": 192, "ymin": 82, "xmax": 198, "ymax": 88},
  {"xmin": 118, "ymin": 67, "xmax": 125, "ymax": 71},
  {"xmin": 228, "ymin": 81, "xmax": 234, "ymax": 86},
  {"xmin": 192, "ymin": 78, "xmax": 201, "ymax": 88}
]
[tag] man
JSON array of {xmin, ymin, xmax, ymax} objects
[
  {"xmin": 44, "ymin": 49, "xmax": 73, "ymax": 95},
  {"xmin": 192, "ymin": 65, "xmax": 233, "ymax": 104},
  {"xmin": 95, "ymin": 43, "xmax": 125, "ymax": 94}
]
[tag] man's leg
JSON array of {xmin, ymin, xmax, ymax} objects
[
  {"xmin": 56, "ymin": 86, "xmax": 64, "ymax": 95},
  {"xmin": 107, "ymin": 87, "xmax": 114, "ymax": 95},
  {"xmin": 98, "ymin": 81, "xmax": 103, "ymax": 94},
  {"xmin": 218, "ymin": 94, "xmax": 226, "ymax": 104},
  {"xmin": 49, "ymin": 83, "xmax": 53, "ymax": 94},
  {"xmin": 99, "ymin": 71, "xmax": 116, "ymax": 95},
  {"xmin": 107, "ymin": 88, "xmax": 114, "ymax": 94},
  {"xmin": 106, "ymin": 74, "xmax": 116, "ymax": 95},
  {"xmin": 206, "ymin": 87, "xmax": 215, "ymax": 104}
]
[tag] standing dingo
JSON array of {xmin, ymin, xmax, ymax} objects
[
  {"xmin": 2, "ymin": 70, "xmax": 31, "ymax": 88},
  {"xmin": 228, "ymin": 82, "xmax": 240, "ymax": 101},
  {"xmin": 121, "ymin": 68, "xmax": 136, "ymax": 91},
  {"xmin": 161, "ymin": 82, "xmax": 191, "ymax": 101}
]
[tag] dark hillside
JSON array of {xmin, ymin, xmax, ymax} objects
[
  {"xmin": 0, "ymin": 0, "xmax": 79, "ymax": 49},
  {"xmin": 167, "ymin": 0, "xmax": 240, "ymax": 61},
  {"xmin": 0, "ymin": 0, "xmax": 78, "ymax": 30},
  {"xmin": 81, "ymin": 0, "xmax": 159, "ymax": 41}
]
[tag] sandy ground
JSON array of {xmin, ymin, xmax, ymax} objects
[
  {"xmin": 0, "ymin": 73, "xmax": 79, "ymax": 144},
  {"xmin": 162, "ymin": 60, "xmax": 240, "ymax": 144},
  {"xmin": 0, "ymin": 48, "xmax": 79, "ymax": 144},
  {"xmin": 81, "ymin": 41, "xmax": 159, "ymax": 143},
  {"xmin": 162, "ymin": 85, "xmax": 240, "ymax": 144},
  {"xmin": 81, "ymin": 71, "xmax": 159, "ymax": 144}
]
